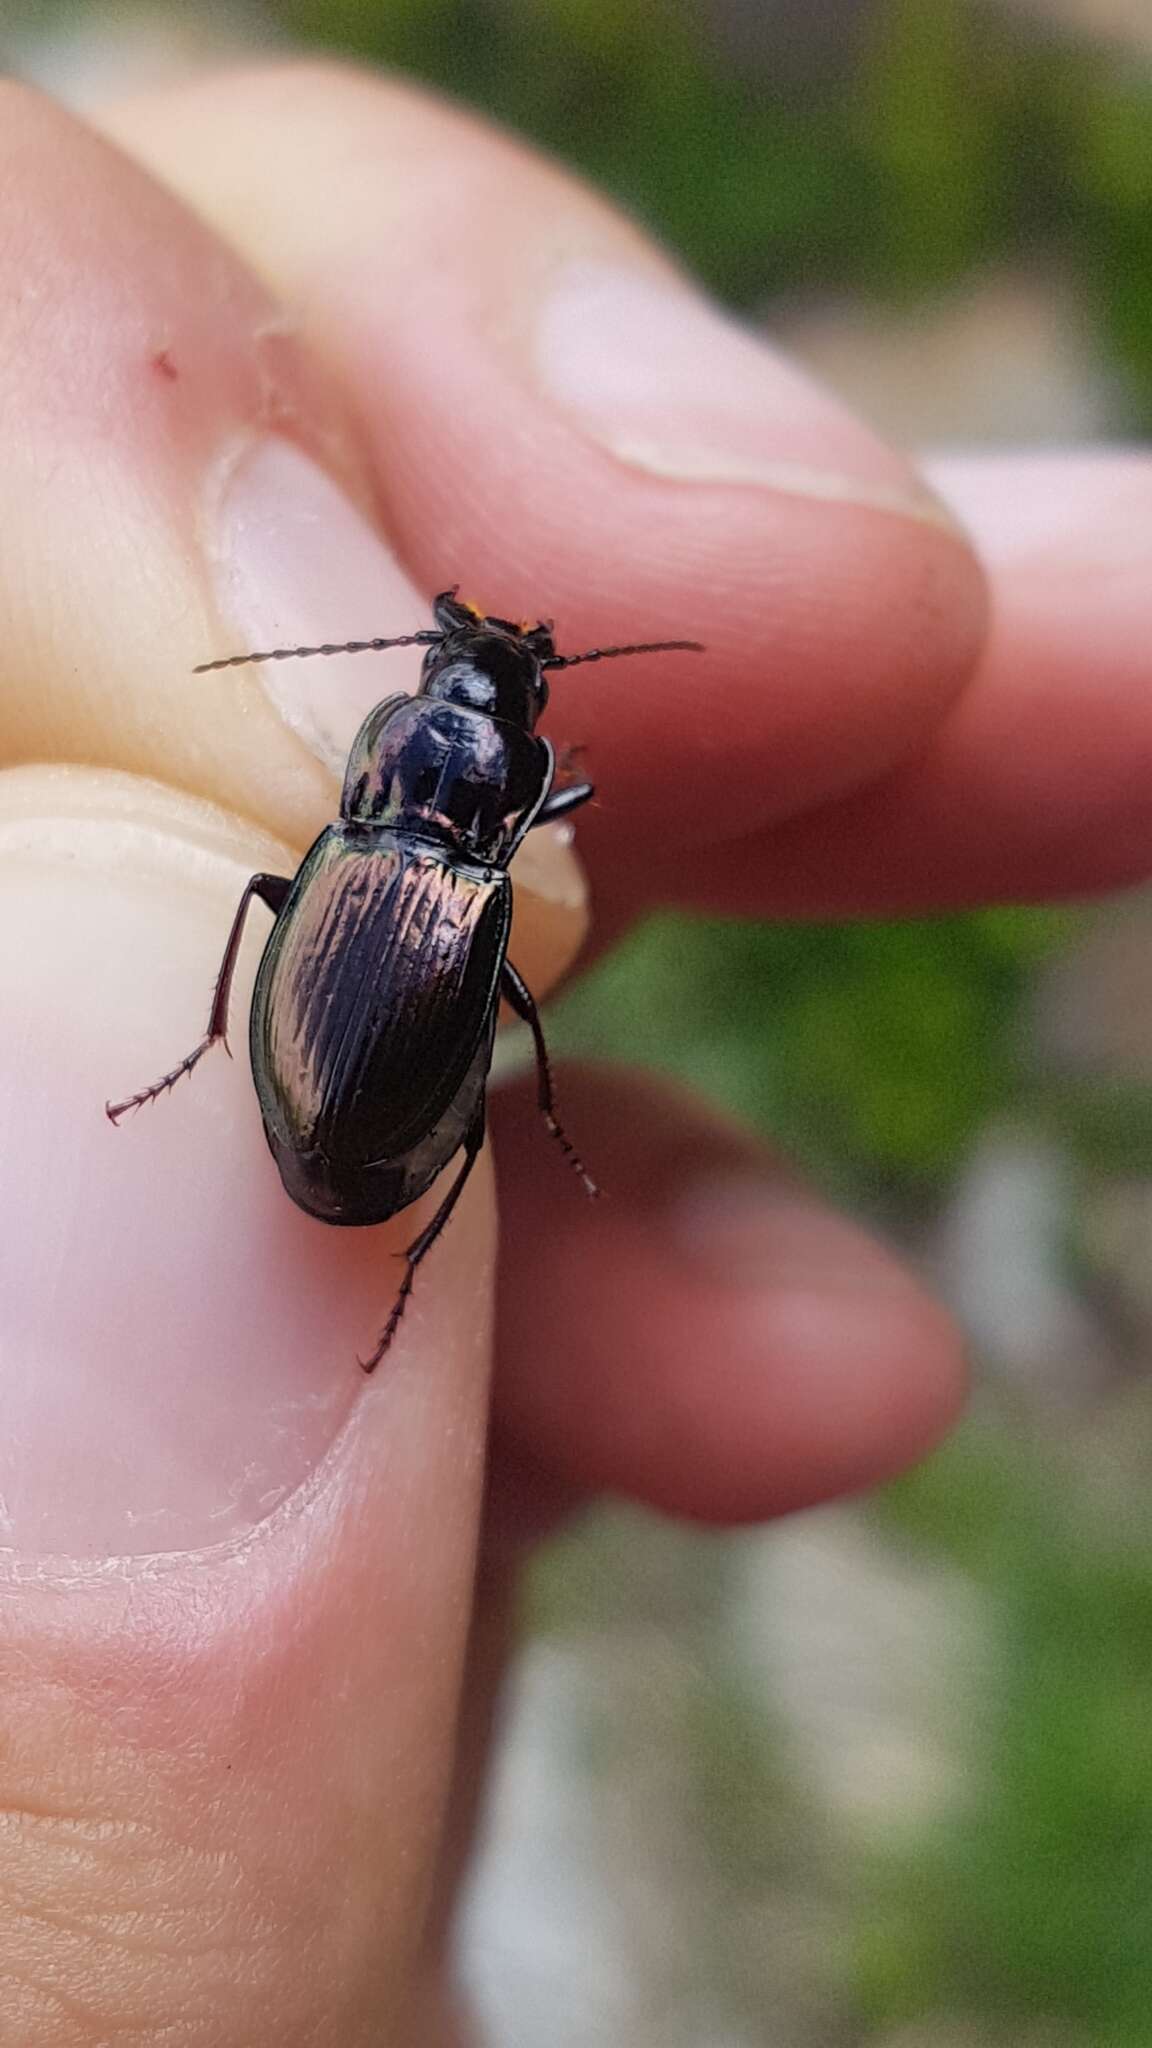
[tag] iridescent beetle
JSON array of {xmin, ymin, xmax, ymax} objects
[{"xmin": 108, "ymin": 589, "xmax": 701, "ymax": 1366}]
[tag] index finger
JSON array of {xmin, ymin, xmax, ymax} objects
[{"xmin": 100, "ymin": 62, "xmax": 987, "ymax": 868}]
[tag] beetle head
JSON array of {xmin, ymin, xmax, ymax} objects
[
  {"xmin": 421, "ymin": 634, "xmax": 549, "ymax": 729},
  {"xmin": 422, "ymin": 592, "xmax": 553, "ymax": 730}
]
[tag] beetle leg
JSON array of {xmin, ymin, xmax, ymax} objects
[
  {"xmin": 532, "ymin": 780, "xmax": 595, "ymax": 826},
  {"xmin": 360, "ymin": 1108, "xmax": 488, "ymax": 1373},
  {"xmin": 500, "ymin": 960, "xmax": 600, "ymax": 1198},
  {"xmin": 105, "ymin": 873, "xmax": 291, "ymax": 1123}
]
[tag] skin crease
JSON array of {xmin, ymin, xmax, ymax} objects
[{"xmin": 0, "ymin": 62, "xmax": 1144, "ymax": 2048}]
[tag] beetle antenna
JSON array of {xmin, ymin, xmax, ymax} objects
[
  {"xmin": 542, "ymin": 639, "xmax": 703, "ymax": 671},
  {"xmin": 194, "ymin": 631, "xmax": 443, "ymax": 675}
]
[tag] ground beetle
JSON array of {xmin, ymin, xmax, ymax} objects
[{"xmin": 108, "ymin": 590, "xmax": 701, "ymax": 1368}]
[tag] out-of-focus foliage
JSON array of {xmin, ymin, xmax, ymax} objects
[
  {"xmin": 554, "ymin": 908, "xmax": 1067, "ymax": 1196},
  {"xmin": 866, "ymin": 1427, "xmax": 1152, "ymax": 2043},
  {"xmin": 266, "ymin": 0, "xmax": 1152, "ymax": 412}
]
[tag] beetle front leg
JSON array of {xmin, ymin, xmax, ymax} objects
[
  {"xmin": 106, "ymin": 873, "xmax": 292, "ymax": 1123},
  {"xmin": 500, "ymin": 960, "xmax": 599, "ymax": 1197},
  {"xmin": 532, "ymin": 779, "xmax": 595, "ymax": 827},
  {"xmin": 361, "ymin": 1107, "xmax": 488, "ymax": 1373}
]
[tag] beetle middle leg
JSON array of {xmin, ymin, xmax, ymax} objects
[
  {"xmin": 500, "ymin": 960, "xmax": 599, "ymax": 1198},
  {"xmin": 106, "ymin": 873, "xmax": 291, "ymax": 1123},
  {"xmin": 361, "ymin": 1107, "xmax": 488, "ymax": 1374}
]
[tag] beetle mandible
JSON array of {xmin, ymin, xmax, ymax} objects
[{"xmin": 107, "ymin": 588, "xmax": 702, "ymax": 1369}]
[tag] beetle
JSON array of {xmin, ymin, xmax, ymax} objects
[{"xmin": 107, "ymin": 588, "xmax": 702, "ymax": 1369}]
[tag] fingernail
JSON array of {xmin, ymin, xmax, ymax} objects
[
  {"xmin": 210, "ymin": 438, "xmax": 431, "ymax": 777},
  {"xmin": 671, "ymin": 1172, "xmax": 921, "ymax": 1297},
  {"xmin": 926, "ymin": 452, "xmax": 1152, "ymax": 571},
  {"xmin": 536, "ymin": 262, "xmax": 952, "ymax": 527}
]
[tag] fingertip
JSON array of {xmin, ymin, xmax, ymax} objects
[
  {"xmin": 728, "ymin": 448, "xmax": 1152, "ymax": 915},
  {"xmin": 105, "ymin": 62, "xmax": 988, "ymax": 848},
  {"xmin": 491, "ymin": 1066, "xmax": 967, "ymax": 1524}
]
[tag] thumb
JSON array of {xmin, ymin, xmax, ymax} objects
[
  {"xmin": 0, "ymin": 766, "xmax": 498, "ymax": 2043},
  {"xmin": 0, "ymin": 81, "xmax": 580, "ymax": 2042}
]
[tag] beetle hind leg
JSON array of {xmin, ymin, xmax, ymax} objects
[
  {"xmin": 500, "ymin": 960, "xmax": 599, "ymax": 1199},
  {"xmin": 106, "ymin": 872, "xmax": 291, "ymax": 1123},
  {"xmin": 106, "ymin": 1034, "xmax": 218, "ymax": 1122},
  {"xmin": 360, "ymin": 1108, "xmax": 487, "ymax": 1374}
]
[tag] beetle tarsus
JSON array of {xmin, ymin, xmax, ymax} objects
[
  {"xmin": 544, "ymin": 1113, "xmax": 601, "ymax": 1200},
  {"xmin": 500, "ymin": 958, "xmax": 599, "ymax": 1199},
  {"xmin": 360, "ymin": 1111, "xmax": 487, "ymax": 1373},
  {"xmin": 359, "ymin": 1262, "xmax": 416, "ymax": 1374},
  {"xmin": 106, "ymin": 1037, "xmax": 217, "ymax": 1122},
  {"xmin": 106, "ymin": 871, "xmax": 291, "ymax": 1128}
]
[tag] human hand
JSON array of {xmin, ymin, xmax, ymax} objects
[{"xmin": 0, "ymin": 64, "xmax": 1147, "ymax": 2044}]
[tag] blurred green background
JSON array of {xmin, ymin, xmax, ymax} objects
[{"xmin": 18, "ymin": 1, "xmax": 1152, "ymax": 2040}]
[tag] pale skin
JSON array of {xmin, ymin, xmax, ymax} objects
[{"xmin": 0, "ymin": 62, "xmax": 1147, "ymax": 2047}]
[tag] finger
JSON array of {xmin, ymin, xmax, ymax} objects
[
  {"xmin": 97, "ymin": 58, "xmax": 1152, "ymax": 923},
  {"xmin": 680, "ymin": 451, "xmax": 1152, "ymax": 916},
  {"xmin": 0, "ymin": 764, "xmax": 496, "ymax": 2043},
  {"xmin": 0, "ymin": 79, "xmax": 586, "ymax": 984},
  {"xmin": 0, "ymin": 85, "xmax": 573, "ymax": 2036},
  {"xmin": 101, "ymin": 64, "xmax": 988, "ymax": 870},
  {"xmin": 489, "ymin": 1065, "xmax": 965, "ymax": 1522}
]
